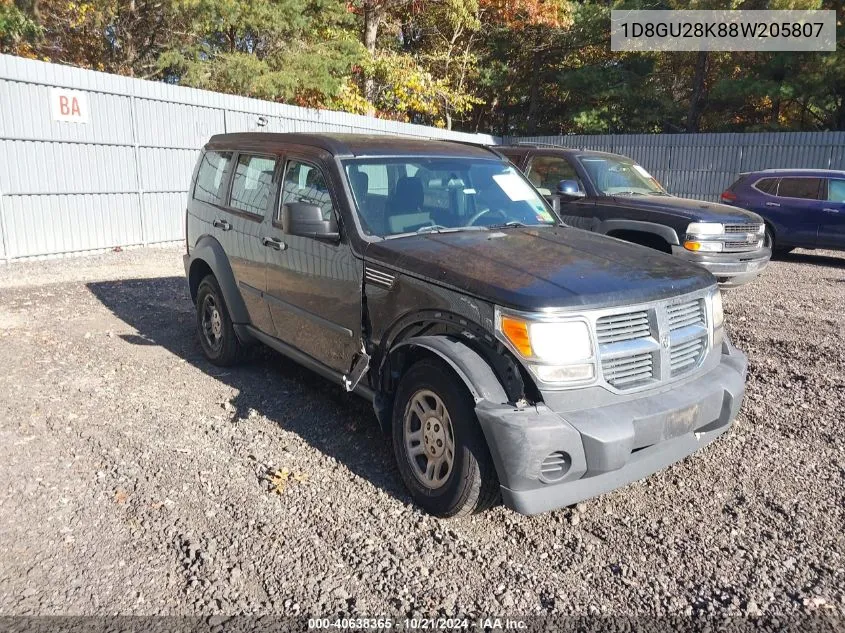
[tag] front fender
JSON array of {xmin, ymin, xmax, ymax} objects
[
  {"xmin": 598, "ymin": 219, "xmax": 681, "ymax": 245},
  {"xmin": 389, "ymin": 335, "xmax": 509, "ymax": 405}
]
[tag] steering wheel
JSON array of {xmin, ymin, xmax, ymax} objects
[{"xmin": 467, "ymin": 208, "xmax": 509, "ymax": 227}]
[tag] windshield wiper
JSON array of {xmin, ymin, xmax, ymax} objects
[
  {"xmin": 488, "ymin": 221, "xmax": 527, "ymax": 229},
  {"xmin": 416, "ymin": 224, "xmax": 449, "ymax": 234},
  {"xmin": 612, "ymin": 191, "xmax": 648, "ymax": 197}
]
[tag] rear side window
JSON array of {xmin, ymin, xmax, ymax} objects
[
  {"xmin": 828, "ymin": 179, "xmax": 845, "ymax": 203},
  {"xmin": 230, "ymin": 154, "xmax": 277, "ymax": 216},
  {"xmin": 194, "ymin": 151, "xmax": 232, "ymax": 204},
  {"xmin": 753, "ymin": 178, "xmax": 778, "ymax": 195},
  {"xmin": 777, "ymin": 177, "xmax": 822, "ymax": 200}
]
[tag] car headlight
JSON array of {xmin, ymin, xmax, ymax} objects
[
  {"xmin": 687, "ymin": 222, "xmax": 724, "ymax": 236},
  {"xmin": 497, "ymin": 308, "xmax": 596, "ymax": 387}
]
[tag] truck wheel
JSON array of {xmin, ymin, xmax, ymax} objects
[
  {"xmin": 196, "ymin": 274, "xmax": 242, "ymax": 366},
  {"xmin": 391, "ymin": 358, "xmax": 499, "ymax": 517}
]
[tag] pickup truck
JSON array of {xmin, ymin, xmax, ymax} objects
[
  {"xmin": 499, "ymin": 144, "xmax": 771, "ymax": 288},
  {"xmin": 183, "ymin": 133, "xmax": 747, "ymax": 517}
]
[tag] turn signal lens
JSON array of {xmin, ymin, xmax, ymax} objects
[{"xmin": 500, "ymin": 315, "xmax": 532, "ymax": 357}]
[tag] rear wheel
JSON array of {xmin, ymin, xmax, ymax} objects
[
  {"xmin": 391, "ymin": 358, "xmax": 499, "ymax": 518},
  {"xmin": 196, "ymin": 274, "xmax": 243, "ymax": 366}
]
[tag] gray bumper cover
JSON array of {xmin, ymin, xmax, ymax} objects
[
  {"xmin": 671, "ymin": 246, "xmax": 771, "ymax": 288},
  {"xmin": 476, "ymin": 341, "xmax": 747, "ymax": 515}
]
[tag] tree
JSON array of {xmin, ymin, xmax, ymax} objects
[{"xmin": 156, "ymin": 0, "xmax": 362, "ymax": 104}]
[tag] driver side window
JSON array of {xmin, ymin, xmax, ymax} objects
[
  {"xmin": 280, "ymin": 160, "xmax": 334, "ymax": 222},
  {"xmin": 527, "ymin": 156, "xmax": 583, "ymax": 195}
]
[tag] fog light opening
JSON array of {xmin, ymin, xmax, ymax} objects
[{"xmin": 540, "ymin": 451, "xmax": 571, "ymax": 482}]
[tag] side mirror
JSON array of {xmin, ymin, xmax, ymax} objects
[
  {"xmin": 282, "ymin": 203, "xmax": 340, "ymax": 243},
  {"xmin": 558, "ymin": 180, "xmax": 585, "ymax": 201}
]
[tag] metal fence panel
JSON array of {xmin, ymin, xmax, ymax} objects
[{"xmin": 0, "ymin": 54, "xmax": 498, "ymax": 261}]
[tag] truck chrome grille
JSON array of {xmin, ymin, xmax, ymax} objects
[
  {"xmin": 724, "ymin": 223, "xmax": 758, "ymax": 233},
  {"xmin": 594, "ymin": 292, "xmax": 710, "ymax": 392}
]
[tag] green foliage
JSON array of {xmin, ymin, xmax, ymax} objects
[
  {"xmin": 0, "ymin": 1, "xmax": 41, "ymax": 54},
  {"xmin": 156, "ymin": 0, "xmax": 363, "ymax": 103}
]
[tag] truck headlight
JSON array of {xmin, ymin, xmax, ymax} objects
[
  {"xmin": 687, "ymin": 222, "xmax": 724, "ymax": 236},
  {"xmin": 497, "ymin": 308, "xmax": 596, "ymax": 387}
]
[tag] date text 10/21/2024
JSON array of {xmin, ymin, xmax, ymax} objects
[{"xmin": 308, "ymin": 617, "xmax": 529, "ymax": 630}]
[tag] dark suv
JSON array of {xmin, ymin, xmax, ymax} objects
[
  {"xmin": 183, "ymin": 133, "xmax": 747, "ymax": 517},
  {"xmin": 499, "ymin": 144, "xmax": 771, "ymax": 288},
  {"xmin": 721, "ymin": 169, "xmax": 845, "ymax": 255}
]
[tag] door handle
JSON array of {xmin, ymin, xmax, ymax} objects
[
  {"xmin": 823, "ymin": 208, "xmax": 840, "ymax": 214},
  {"xmin": 212, "ymin": 218, "xmax": 232, "ymax": 231},
  {"xmin": 262, "ymin": 236, "xmax": 287, "ymax": 251},
  {"xmin": 765, "ymin": 202, "xmax": 780, "ymax": 207}
]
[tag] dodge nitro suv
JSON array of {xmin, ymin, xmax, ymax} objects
[
  {"xmin": 183, "ymin": 133, "xmax": 747, "ymax": 517},
  {"xmin": 499, "ymin": 144, "xmax": 771, "ymax": 288}
]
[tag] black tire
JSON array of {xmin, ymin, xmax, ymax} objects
[
  {"xmin": 196, "ymin": 274, "xmax": 243, "ymax": 366},
  {"xmin": 391, "ymin": 357, "xmax": 499, "ymax": 518}
]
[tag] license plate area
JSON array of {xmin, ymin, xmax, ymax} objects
[{"xmin": 664, "ymin": 403, "xmax": 700, "ymax": 439}]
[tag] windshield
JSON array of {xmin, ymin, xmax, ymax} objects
[
  {"xmin": 343, "ymin": 157, "xmax": 557, "ymax": 238},
  {"xmin": 577, "ymin": 155, "xmax": 667, "ymax": 196}
]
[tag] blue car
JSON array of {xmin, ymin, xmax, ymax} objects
[{"xmin": 722, "ymin": 169, "xmax": 845, "ymax": 255}]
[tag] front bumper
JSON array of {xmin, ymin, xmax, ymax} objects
[
  {"xmin": 475, "ymin": 340, "xmax": 747, "ymax": 515},
  {"xmin": 671, "ymin": 246, "xmax": 771, "ymax": 288}
]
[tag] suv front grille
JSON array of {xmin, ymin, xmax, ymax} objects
[
  {"xmin": 595, "ymin": 294, "xmax": 710, "ymax": 392},
  {"xmin": 724, "ymin": 223, "xmax": 757, "ymax": 233}
]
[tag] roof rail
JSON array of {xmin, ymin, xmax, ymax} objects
[{"xmin": 511, "ymin": 141, "xmax": 567, "ymax": 149}]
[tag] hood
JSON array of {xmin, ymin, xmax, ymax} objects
[
  {"xmin": 365, "ymin": 226, "xmax": 715, "ymax": 311},
  {"xmin": 611, "ymin": 195, "xmax": 763, "ymax": 224}
]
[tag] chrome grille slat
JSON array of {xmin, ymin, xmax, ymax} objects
[{"xmin": 596, "ymin": 310, "xmax": 650, "ymax": 344}]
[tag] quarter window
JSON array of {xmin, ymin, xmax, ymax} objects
[
  {"xmin": 193, "ymin": 151, "xmax": 232, "ymax": 205},
  {"xmin": 777, "ymin": 178, "xmax": 822, "ymax": 200},
  {"xmin": 527, "ymin": 156, "xmax": 583, "ymax": 194},
  {"xmin": 230, "ymin": 154, "xmax": 278, "ymax": 216},
  {"xmin": 828, "ymin": 179, "xmax": 845, "ymax": 203},
  {"xmin": 280, "ymin": 161, "xmax": 334, "ymax": 221},
  {"xmin": 754, "ymin": 178, "xmax": 778, "ymax": 195}
]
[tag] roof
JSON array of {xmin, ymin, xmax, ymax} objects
[
  {"xmin": 206, "ymin": 132, "xmax": 502, "ymax": 159},
  {"xmin": 741, "ymin": 168, "xmax": 845, "ymax": 178},
  {"xmin": 499, "ymin": 144, "xmax": 628, "ymax": 160}
]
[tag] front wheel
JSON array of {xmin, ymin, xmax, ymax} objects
[
  {"xmin": 766, "ymin": 226, "xmax": 793, "ymax": 258},
  {"xmin": 391, "ymin": 358, "xmax": 499, "ymax": 517}
]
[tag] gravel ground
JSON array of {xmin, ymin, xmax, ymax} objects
[{"xmin": 0, "ymin": 245, "xmax": 843, "ymax": 623}]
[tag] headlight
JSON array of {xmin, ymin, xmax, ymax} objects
[
  {"xmin": 687, "ymin": 222, "xmax": 724, "ymax": 236},
  {"xmin": 756, "ymin": 224, "xmax": 765, "ymax": 234},
  {"xmin": 497, "ymin": 309, "xmax": 596, "ymax": 387},
  {"xmin": 684, "ymin": 240, "xmax": 723, "ymax": 252}
]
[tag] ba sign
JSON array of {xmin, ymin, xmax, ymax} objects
[{"xmin": 50, "ymin": 88, "xmax": 89, "ymax": 123}]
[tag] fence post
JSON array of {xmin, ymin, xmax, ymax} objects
[
  {"xmin": 128, "ymin": 94, "xmax": 147, "ymax": 246},
  {"xmin": 0, "ymin": 185, "xmax": 9, "ymax": 263}
]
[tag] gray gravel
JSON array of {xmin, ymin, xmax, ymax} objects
[{"xmin": 0, "ymin": 246, "xmax": 843, "ymax": 620}]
